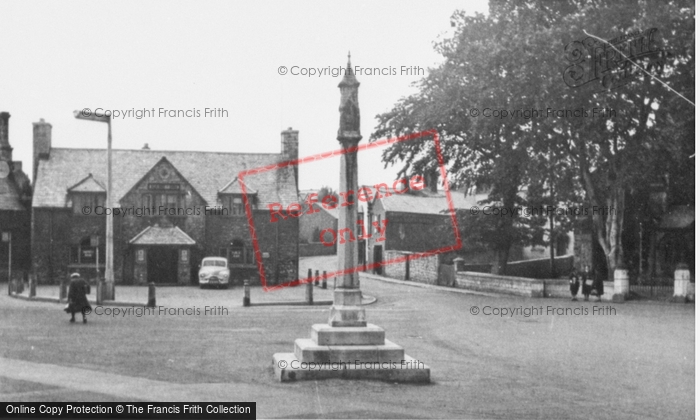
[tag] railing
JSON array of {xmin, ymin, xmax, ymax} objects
[{"xmin": 630, "ymin": 276, "xmax": 675, "ymax": 299}]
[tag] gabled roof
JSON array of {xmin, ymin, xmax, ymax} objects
[
  {"xmin": 129, "ymin": 224, "xmax": 196, "ymax": 245},
  {"xmin": 219, "ymin": 177, "xmax": 257, "ymax": 195},
  {"xmin": 121, "ymin": 156, "xmax": 206, "ymax": 204},
  {"xmin": 33, "ymin": 148, "xmax": 296, "ymax": 208},
  {"xmin": 67, "ymin": 174, "xmax": 105, "ymax": 193}
]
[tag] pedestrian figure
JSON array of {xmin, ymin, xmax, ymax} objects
[
  {"xmin": 569, "ymin": 270, "xmax": 580, "ymax": 301},
  {"xmin": 593, "ymin": 270, "xmax": 604, "ymax": 302},
  {"xmin": 581, "ymin": 265, "xmax": 592, "ymax": 301},
  {"xmin": 64, "ymin": 273, "xmax": 91, "ymax": 323}
]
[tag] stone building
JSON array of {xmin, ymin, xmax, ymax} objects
[
  {"xmin": 297, "ymin": 188, "xmax": 365, "ymax": 258},
  {"xmin": 366, "ymin": 184, "xmax": 482, "ymax": 274},
  {"xmin": 0, "ymin": 112, "xmax": 32, "ymax": 281},
  {"xmin": 31, "ymin": 121, "xmax": 299, "ymax": 285}
]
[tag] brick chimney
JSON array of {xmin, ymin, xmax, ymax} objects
[
  {"xmin": 0, "ymin": 112, "xmax": 13, "ymax": 162},
  {"xmin": 281, "ymin": 127, "xmax": 299, "ymax": 190},
  {"xmin": 33, "ymin": 118, "xmax": 52, "ymax": 182}
]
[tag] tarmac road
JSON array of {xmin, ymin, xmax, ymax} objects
[{"xmin": 0, "ymin": 259, "xmax": 694, "ymax": 419}]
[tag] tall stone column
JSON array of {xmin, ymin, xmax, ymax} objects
[
  {"xmin": 329, "ymin": 54, "xmax": 365, "ymax": 328},
  {"xmin": 273, "ymin": 54, "xmax": 429, "ymax": 383}
]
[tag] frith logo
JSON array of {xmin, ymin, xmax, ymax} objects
[{"xmin": 563, "ymin": 28, "xmax": 665, "ymax": 91}]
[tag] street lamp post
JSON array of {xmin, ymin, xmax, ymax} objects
[{"xmin": 74, "ymin": 110, "xmax": 114, "ymax": 300}]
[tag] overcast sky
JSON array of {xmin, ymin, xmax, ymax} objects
[{"xmin": 1, "ymin": 0, "xmax": 488, "ymax": 190}]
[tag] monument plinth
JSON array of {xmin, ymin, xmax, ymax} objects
[{"xmin": 273, "ymin": 54, "xmax": 429, "ymax": 383}]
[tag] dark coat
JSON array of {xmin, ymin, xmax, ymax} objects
[
  {"xmin": 581, "ymin": 272, "xmax": 592, "ymax": 295},
  {"xmin": 593, "ymin": 275, "xmax": 604, "ymax": 296},
  {"xmin": 569, "ymin": 273, "xmax": 580, "ymax": 295},
  {"xmin": 66, "ymin": 278, "xmax": 92, "ymax": 313}
]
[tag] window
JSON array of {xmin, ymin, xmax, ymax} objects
[
  {"xmin": 71, "ymin": 237, "xmax": 105, "ymax": 265},
  {"xmin": 203, "ymin": 259, "xmax": 226, "ymax": 267},
  {"xmin": 72, "ymin": 193, "xmax": 105, "ymax": 215},
  {"xmin": 142, "ymin": 193, "xmax": 183, "ymax": 214},
  {"xmin": 231, "ymin": 197, "xmax": 244, "ymax": 215},
  {"xmin": 221, "ymin": 194, "xmax": 256, "ymax": 215},
  {"xmin": 222, "ymin": 195, "xmax": 244, "ymax": 215},
  {"xmin": 155, "ymin": 194, "xmax": 181, "ymax": 211}
]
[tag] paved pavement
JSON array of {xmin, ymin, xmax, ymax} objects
[{"xmin": 0, "ymin": 256, "xmax": 694, "ymax": 419}]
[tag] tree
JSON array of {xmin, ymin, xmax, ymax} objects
[{"xmin": 371, "ymin": 0, "xmax": 694, "ymax": 278}]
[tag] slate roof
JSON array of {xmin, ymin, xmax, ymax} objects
[
  {"xmin": 129, "ymin": 224, "xmax": 196, "ymax": 245},
  {"xmin": 67, "ymin": 174, "xmax": 106, "ymax": 193},
  {"xmin": 33, "ymin": 148, "xmax": 297, "ymax": 208},
  {"xmin": 378, "ymin": 190, "xmax": 485, "ymax": 215},
  {"xmin": 0, "ymin": 176, "xmax": 24, "ymax": 210}
]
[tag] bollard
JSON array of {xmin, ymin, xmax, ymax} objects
[
  {"xmin": 321, "ymin": 271, "xmax": 327, "ymax": 289},
  {"xmin": 314, "ymin": 270, "xmax": 319, "ymax": 286},
  {"xmin": 7, "ymin": 279, "xmax": 10, "ymax": 295},
  {"xmin": 243, "ymin": 279, "xmax": 250, "ymax": 307},
  {"xmin": 96, "ymin": 281, "xmax": 104, "ymax": 305},
  {"xmin": 147, "ymin": 282, "xmax": 156, "ymax": 307},
  {"xmin": 29, "ymin": 274, "xmax": 36, "ymax": 298},
  {"xmin": 108, "ymin": 282, "xmax": 115, "ymax": 301},
  {"xmin": 305, "ymin": 270, "xmax": 313, "ymax": 304},
  {"xmin": 673, "ymin": 263, "xmax": 691, "ymax": 303},
  {"xmin": 612, "ymin": 266, "xmax": 629, "ymax": 302},
  {"xmin": 59, "ymin": 278, "xmax": 68, "ymax": 301}
]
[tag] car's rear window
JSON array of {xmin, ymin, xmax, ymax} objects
[{"xmin": 203, "ymin": 260, "xmax": 226, "ymax": 267}]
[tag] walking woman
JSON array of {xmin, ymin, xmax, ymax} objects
[{"xmin": 64, "ymin": 273, "xmax": 91, "ymax": 323}]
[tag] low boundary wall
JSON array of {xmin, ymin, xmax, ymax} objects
[{"xmin": 455, "ymin": 271, "xmax": 544, "ymax": 297}]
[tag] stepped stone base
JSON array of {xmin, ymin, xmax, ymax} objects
[
  {"xmin": 273, "ymin": 353, "xmax": 430, "ymax": 383},
  {"xmin": 274, "ymin": 322, "xmax": 430, "ymax": 383},
  {"xmin": 312, "ymin": 323, "xmax": 385, "ymax": 345}
]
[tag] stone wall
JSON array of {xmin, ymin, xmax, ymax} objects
[
  {"xmin": 244, "ymin": 211, "xmax": 299, "ymax": 286},
  {"xmin": 504, "ymin": 255, "xmax": 573, "ymax": 279},
  {"xmin": 32, "ymin": 204, "xmax": 299, "ymax": 286},
  {"xmin": 383, "ymin": 250, "xmax": 408, "ymax": 280},
  {"xmin": 382, "ymin": 250, "xmax": 439, "ymax": 285},
  {"xmin": 409, "ymin": 254, "xmax": 439, "ymax": 285},
  {"xmin": 32, "ymin": 208, "xmax": 111, "ymax": 284},
  {"xmin": 454, "ymin": 271, "xmax": 544, "ymax": 297}
]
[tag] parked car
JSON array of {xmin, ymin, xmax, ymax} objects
[{"xmin": 198, "ymin": 257, "xmax": 230, "ymax": 289}]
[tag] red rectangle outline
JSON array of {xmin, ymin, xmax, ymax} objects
[{"xmin": 238, "ymin": 129, "xmax": 462, "ymax": 291}]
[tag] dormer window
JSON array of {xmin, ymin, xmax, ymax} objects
[
  {"xmin": 224, "ymin": 195, "xmax": 244, "ymax": 215},
  {"xmin": 73, "ymin": 193, "xmax": 106, "ymax": 215},
  {"xmin": 68, "ymin": 174, "xmax": 106, "ymax": 215},
  {"xmin": 219, "ymin": 194, "xmax": 257, "ymax": 216},
  {"xmin": 218, "ymin": 177, "xmax": 257, "ymax": 216}
]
